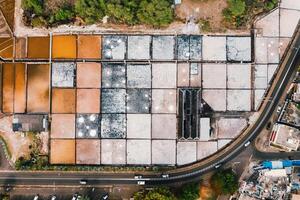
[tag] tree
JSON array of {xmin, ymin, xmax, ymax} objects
[
  {"xmin": 51, "ymin": 5, "xmax": 75, "ymax": 24},
  {"xmin": 133, "ymin": 187, "xmax": 176, "ymax": 200},
  {"xmin": 210, "ymin": 168, "xmax": 238, "ymax": 195},
  {"xmin": 227, "ymin": 0, "xmax": 246, "ymax": 16},
  {"xmin": 137, "ymin": 0, "xmax": 173, "ymax": 27},
  {"xmin": 75, "ymin": 0, "xmax": 106, "ymax": 24},
  {"xmin": 179, "ymin": 182, "xmax": 200, "ymax": 200},
  {"xmin": 79, "ymin": 195, "xmax": 90, "ymax": 200},
  {"xmin": 106, "ymin": 3, "xmax": 136, "ymax": 25},
  {"xmin": 22, "ymin": 0, "xmax": 44, "ymax": 16}
]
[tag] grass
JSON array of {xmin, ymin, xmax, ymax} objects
[{"xmin": 0, "ymin": 135, "xmax": 11, "ymax": 158}]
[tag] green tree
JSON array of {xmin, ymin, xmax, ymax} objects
[
  {"xmin": 22, "ymin": 0, "xmax": 44, "ymax": 15},
  {"xmin": 227, "ymin": 0, "xmax": 246, "ymax": 16},
  {"xmin": 75, "ymin": 0, "xmax": 106, "ymax": 24},
  {"xmin": 137, "ymin": 0, "xmax": 173, "ymax": 27},
  {"xmin": 133, "ymin": 187, "xmax": 176, "ymax": 200},
  {"xmin": 179, "ymin": 182, "xmax": 200, "ymax": 200},
  {"xmin": 106, "ymin": 3, "xmax": 136, "ymax": 25},
  {"xmin": 211, "ymin": 168, "xmax": 238, "ymax": 195},
  {"xmin": 79, "ymin": 195, "xmax": 90, "ymax": 200},
  {"xmin": 51, "ymin": 5, "xmax": 75, "ymax": 23}
]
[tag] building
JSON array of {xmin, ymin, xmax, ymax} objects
[{"xmin": 12, "ymin": 114, "xmax": 48, "ymax": 132}]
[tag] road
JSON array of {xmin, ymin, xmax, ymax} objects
[{"xmin": 0, "ymin": 22, "xmax": 299, "ymax": 187}]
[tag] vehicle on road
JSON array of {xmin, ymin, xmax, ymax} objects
[
  {"xmin": 79, "ymin": 180, "xmax": 87, "ymax": 185},
  {"xmin": 137, "ymin": 181, "xmax": 145, "ymax": 185},
  {"xmin": 33, "ymin": 194, "xmax": 39, "ymax": 200},
  {"xmin": 100, "ymin": 193, "xmax": 109, "ymax": 200},
  {"xmin": 161, "ymin": 174, "xmax": 169, "ymax": 178},
  {"xmin": 72, "ymin": 193, "xmax": 78, "ymax": 200},
  {"xmin": 51, "ymin": 195, "xmax": 57, "ymax": 200},
  {"xmin": 134, "ymin": 175, "xmax": 142, "ymax": 179},
  {"xmin": 244, "ymin": 141, "xmax": 251, "ymax": 147},
  {"xmin": 215, "ymin": 164, "xmax": 222, "ymax": 169}
]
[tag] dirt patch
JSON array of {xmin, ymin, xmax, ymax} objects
[
  {"xmin": 175, "ymin": 0, "xmax": 228, "ymax": 32},
  {"xmin": 27, "ymin": 64, "xmax": 50, "ymax": 113},
  {"xmin": 0, "ymin": 116, "xmax": 33, "ymax": 162},
  {"xmin": 0, "ymin": 0, "xmax": 15, "ymax": 30},
  {"xmin": 15, "ymin": 37, "xmax": 26, "ymax": 59},
  {"xmin": 51, "ymin": 114, "xmax": 75, "ymax": 139}
]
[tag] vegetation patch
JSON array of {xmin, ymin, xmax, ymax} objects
[
  {"xmin": 210, "ymin": 168, "xmax": 238, "ymax": 195},
  {"xmin": 22, "ymin": 0, "xmax": 174, "ymax": 27},
  {"xmin": 223, "ymin": 0, "xmax": 279, "ymax": 28}
]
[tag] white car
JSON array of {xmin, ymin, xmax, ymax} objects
[
  {"xmin": 244, "ymin": 141, "xmax": 251, "ymax": 147},
  {"xmin": 134, "ymin": 175, "xmax": 142, "ymax": 179},
  {"xmin": 161, "ymin": 174, "xmax": 169, "ymax": 178},
  {"xmin": 79, "ymin": 180, "xmax": 87, "ymax": 185},
  {"xmin": 137, "ymin": 181, "xmax": 145, "ymax": 185},
  {"xmin": 51, "ymin": 195, "xmax": 57, "ymax": 200},
  {"xmin": 214, "ymin": 164, "xmax": 221, "ymax": 169},
  {"xmin": 33, "ymin": 195, "xmax": 39, "ymax": 200}
]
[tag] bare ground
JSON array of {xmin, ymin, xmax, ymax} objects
[{"xmin": 175, "ymin": 0, "xmax": 228, "ymax": 32}]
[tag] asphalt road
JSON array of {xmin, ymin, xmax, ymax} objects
[{"xmin": 0, "ymin": 22, "xmax": 299, "ymax": 187}]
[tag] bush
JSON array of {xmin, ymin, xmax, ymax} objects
[
  {"xmin": 106, "ymin": 3, "xmax": 137, "ymax": 25},
  {"xmin": 31, "ymin": 16, "xmax": 47, "ymax": 27},
  {"xmin": 179, "ymin": 182, "xmax": 200, "ymax": 200},
  {"xmin": 210, "ymin": 168, "xmax": 238, "ymax": 195},
  {"xmin": 137, "ymin": 0, "xmax": 173, "ymax": 27},
  {"xmin": 75, "ymin": 0, "xmax": 106, "ymax": 24},
  {"xmin": 227, "ymin": 0, "xmax": 246, "ymax": 16},
  {"xmin": 22, "ymin": 0, "xmax": 44, "ymax": 16},
  {"xmin": 133, "ymin": 187, "xmax": 176, "ymax": 200},
  {"xmin": 51, "ymin": 5, "xmax": 75, "ymax": 24}
]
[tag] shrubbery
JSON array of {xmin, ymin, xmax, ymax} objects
[
  {"xmin": 223, "ymin": 0, "xmax": 279, "ymax": 28},
  {"xmin": 210, "ymin": 168, "xmax": 238, "ymax": 195},
  {"xmin": 22, "ymin": 0, "xmax": 174, "ymax": 27}
]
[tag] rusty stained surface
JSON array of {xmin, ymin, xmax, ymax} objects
[
  {"xmin": 0, "ymin": 0, "xmax": 14, "ymax": 31},
  {"xmin": 76, "ymin": 62, "xmax": 101, "ymax": 88},
  {"xmin": 50, "ymin": 139, "xmax": 75, "ymax": 164},
  {"xmin": 27, "ymin": 64, "xmax": 50, "ymax": 113},
  {"xmin": 51, "ymin": 114, "xmax": 75, "ymax": 139},
  {"xmin": 15, "ymin": 37, "xmax": 26, "ymax": 59},
  {"xmin": 14, "ymin": 63, "xmax": 26, "ymax": 113},
  {"xmin": 0, "ymin": 37, "xmax": 13, "ymax": 59},
  {"xmin": 52, "ymin": 35, "xmax": 77, "ymax": 59},
  {"xmin": 51, "ymin": 88, "xmax": 76, "ymax": 114},
  {"xmin": 27, "ymin": 37, "xmax": 50, "ymax": 59},
  {"xmin": 77, "ymin": 35, "xmax": 102, "ymax": 59},
  {"xmin": 2, "ymin": 63, "xmax": 14, "ymax": 113}
]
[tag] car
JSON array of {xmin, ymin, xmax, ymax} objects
[
  {"xmin": 33, "ymin": 195, "xmax": 39, "ymax": 200},
  {"xmin": 134, "ymin": 175, "xmax": 142, "ymax": 179},
  {"xmin": 100, "ymin": 193, "xmax": 109, "ymax": 200},
  {"xmin": 72, "ymin": 193, "xmax": 78, "ymax": 200},
  {"xmin": 244, "ymin": 141, "xmax": 251, "ymax": 147},
  {"xmin": 51, "ymin": 195, "xmax": 57, "ymax": 200},
  {"xmin": 214, "ymin": 164, "xmax": 222, "ymax": 169},
  {"xmin": 161, "ymin": 174, "xmax": 169, "ymax": 178},
  {"xmin": 137, "ymin": 181, "xmax": 145, "ymax": 185},
  {"xmin": 79, "ymin": 180, "xmax": 87, "ymax": 185}
]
